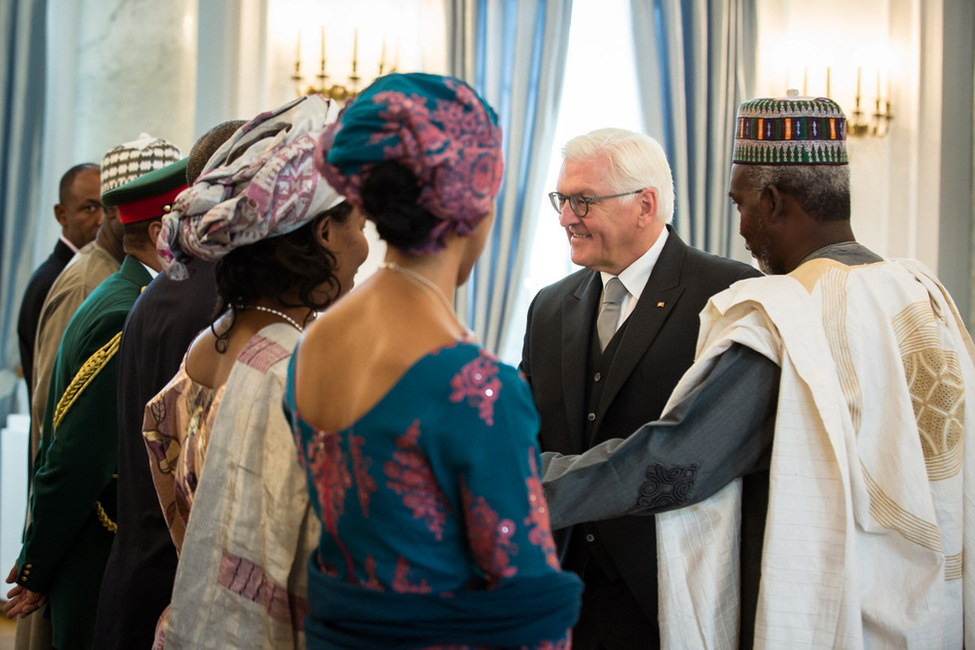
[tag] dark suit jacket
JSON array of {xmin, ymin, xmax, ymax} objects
[
  {"xmin": 17, "ymin": 238, "xmax": 75, "ymax": 397},
  {"xmin": 520, "ymin": 226, "xmax": 760, "ymax": 622},
  {"xmin": 93, "ymin": 263, "xmax": 217, "ymax": 650}
]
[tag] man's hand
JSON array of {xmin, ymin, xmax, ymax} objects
[{"xmin": 4, "ymin": 564, "xmax": 47, "ymax": 619}]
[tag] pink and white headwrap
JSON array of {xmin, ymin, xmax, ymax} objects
[
  {"xmin": 158, "ymin": 95, "xmax": 343, "ymax": 279},
  {"xmin": 314, "ymin": 73, "xmax": 503, "ymax": 255}
]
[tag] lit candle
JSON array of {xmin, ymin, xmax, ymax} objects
[
  {"xmin": 826, "ymin": 66, "xmax": 831, "ymax": 97},
  {"xmin": 856, "ymin": 67, "xmax": 862, "ymax": 98},
  {"xmin": 379, "ymin": 36, "xmax": 386, "ymax": 74},
  {"xmin": 876, "ymin": 71, "xmax": 881, "ymax": 102},
  {"xmin": 295, "ymin": 30, "xmax": 302, "ymax": 72},
  {"xmin": 353, "ymin": 28, "xmax": 358, "ymax": 64},
  {"xmin": 803, "ymin": 67, "xmax": 808, "ymax": 95},
  {"xmin": 320, "ymin": 26, "xmax": 325, "ymax": 72}
]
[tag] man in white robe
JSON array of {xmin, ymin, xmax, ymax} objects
[{"xmin": 541, "ymin": 92, "xmax": 975, "ymax": 649}]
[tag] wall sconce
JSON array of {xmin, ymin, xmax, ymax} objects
[
  {"xmin": 847, "ymin": 68, "xmax": 892, "ymax": 138},
  {"xmin": 290, "ymin": 28, "xmax": 396, "ymax": 102},
  {"xmin": 795, "ymin": 66, "xmax": 893, "ymax": 138}
]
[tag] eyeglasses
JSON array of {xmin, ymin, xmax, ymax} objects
[{"xmin": 548, "ymin": 189, "xmax": 645, "ymax": 218}]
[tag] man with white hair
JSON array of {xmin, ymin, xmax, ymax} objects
[
  {"xmin": 520, "ymin": 128, "xmax": 758, "ymax": 648},
  {"xmin": 541, "ymin": 95, "xmax": 975, "ymax": 648}
]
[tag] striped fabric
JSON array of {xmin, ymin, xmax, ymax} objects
[{"xmin": 733, "ymin": 96, "xmax": 848, "ymax": 165}]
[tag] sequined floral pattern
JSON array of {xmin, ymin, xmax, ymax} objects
[
  {"xmin": 305, "ymin": 431, "xmax": 352, "ymax": 523},
  {"xmin": 385, "ymin": 420, "xmax": 452, "ymax": 539},
  {"xmin": 349, "ymin": 434, "xmax": 376, "ymax": 515},
  {"xmin": 449, "ymin": 351, "xmax": 501, "ymax": 426},
  {"xmin": 461, "ymin": 479, "xmax": 518, "ymax": 588},
  {"xmin": 523, "ymin": 452, "xmax": 559, "ymax": 570},
  {"xmin": 287, "ymin": 342, "xmax": 578, "ymax": 647},
  {"xmin": 392, "ymin": 556, "xmax": 432, "ymax": 594}
]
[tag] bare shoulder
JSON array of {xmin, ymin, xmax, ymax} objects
[{"xmin": 294, "ymin": 280, "xmax": 465, "ymax": 431}]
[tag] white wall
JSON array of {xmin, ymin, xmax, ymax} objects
[
  {"xmin": 35, "ymin": 0, "xmax": 199, "ymax": 265},
  {"xmin": 756, "ymin": 0, "xmax": 974, "ymax": 326}
]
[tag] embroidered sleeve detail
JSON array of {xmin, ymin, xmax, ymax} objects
[
  {"xmin": 461, "ymin": 478, "xmax": 518, "ymax": 588},
  {"xmin": 218, "ymin": 549, "xmax": 310, "ymax": 630},
  {"xmin": 391, "ymin": 555, "xmax": 432, "ymax": 594},
  {"xmin": 637, "ymin": 463, "xmax": 700, "ymax": 509},
  {"xmin": 523, "ymin": 452, "xmax": 559, "ymax": 570},
  {"xmin": 53, "ymin": 331, "xmax": 122, "ymax": 432},
  {"xmin": 448, "ymin": 350, "xmax": 502, "ymax": 425},
  {"xmin": 350, "ymin": 434, "xmax": 376, "ymax": 516},
  {"xmin": 384, "ymin": 420, "xmax": 451, "ymax": 540}
]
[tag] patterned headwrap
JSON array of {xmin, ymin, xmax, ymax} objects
[
  {"xmin": 314, "ymin": 72, "xmax": 503, "ymax": 255},
  {"xmin": 733, "ymin": 91, "xmax": 848, "ymax": 166},
  {"xmin": 158, "ymin": 94, "xmax": 343, "ymax": 279}
]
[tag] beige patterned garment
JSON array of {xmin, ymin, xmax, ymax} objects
[
  {"xmin": 655, "ymin": 258, "xmax": 975, "ymax": 649},
  {"xmin": 143, "ymin": 355, "xmax": 225, "ymax": 551},
  {"xmin": 162, "ymin": 323, "xmax": 319, "ymax": 650}
]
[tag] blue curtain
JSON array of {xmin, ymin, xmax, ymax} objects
[
  {"xmin": 631, "ymin": 0, "xmax": 756, "ymax": 261},
  {"xmin": 445, "ymin": 0, "xmax": 573, "ymax": 354},
  {"xmin": 0, "ymin": 0, "xmax": 47, "ymax": 425}
]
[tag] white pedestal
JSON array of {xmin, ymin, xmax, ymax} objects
[{"xmin": 1, "ymin": 414, "xmax": 29, "ymax": 579}]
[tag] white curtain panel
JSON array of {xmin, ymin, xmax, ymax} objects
[
  {"xmin": 445, "ymin": 0, "xmax": 574, "ymax": 354},
  {"xmin": 0, "ymin": 0, "xmax": 47, "ymax": 426},
  {"xmin": 631, "ymin": 0, "xmax": 756, "ymax": 261}
]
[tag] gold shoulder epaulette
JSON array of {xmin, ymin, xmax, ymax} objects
[{"xmin": 53, "ymin": 331, "xmax": 123, "ymax": 433}]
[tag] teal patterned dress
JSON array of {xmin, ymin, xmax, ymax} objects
[{"xmin": 284, "ymin": 342, "xmax": 581, "ymax": 649}]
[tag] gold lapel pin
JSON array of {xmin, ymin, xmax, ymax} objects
[{"xmin": 656, "ymin": 301, "xmax": 665, "ymax": 308}]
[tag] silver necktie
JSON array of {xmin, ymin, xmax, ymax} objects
[{"xmin": 596, "ymin": 277, "xmax": 627, "ymax": 352}]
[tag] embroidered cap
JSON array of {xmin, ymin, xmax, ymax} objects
[
  {"xmin": 733, "ymin": 90, "xmax": 848, "ymax": 166},
  {"xmin": 100, "ymin": 133, "xmax": 183, "ymax": 196},
  {"xmin": 102, "ymin": 157, "xmax": 188, "ymax": 224}
]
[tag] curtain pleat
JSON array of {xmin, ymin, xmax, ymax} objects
[
  {"xmin": 0, "ymin": 0, "xmax": 47, "ymax": 424},
  {"xmin": 631, "ymin": 0, "xmax": 755, "ymax": 261},
  {"xmin": 445, "ymin": 0, "xmax": 573, "ymax": 354}
]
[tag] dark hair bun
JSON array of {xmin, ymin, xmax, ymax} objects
[{"xmin": 361, "ymin": 162, "xmax": 439, "ymax": 250}]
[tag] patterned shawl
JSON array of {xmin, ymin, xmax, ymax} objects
[{"xmin": 158, "ymin": 95, "xmax": 343, "ymax": 279}]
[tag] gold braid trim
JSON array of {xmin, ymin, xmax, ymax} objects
[
  {"xmin": 94, "ymin": 501, "xmax": 117, "ymax": 533},
  {"xmin": 53, "ymin": 331, "xmax": 122, "ymax": 433}
]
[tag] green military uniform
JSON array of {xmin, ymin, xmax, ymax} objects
[
  {"xmin": 16, "ymin": 255, "xmax": 151, "ymax": 650},
  {"xmin": 15, "ymin": 159, "xmax": 187, "ymax": 650}
]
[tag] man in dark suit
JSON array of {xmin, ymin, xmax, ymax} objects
[
  {"xmin": 16, "ymin": 163, "xmax": 103, "ymax": 398},
  {"xmin": 520, "ymin": 128, "xmax": 759, "ymax": 649},
  {"xmin": 92, "ymin": 120, "xmax": 243, "ymax": 650}
]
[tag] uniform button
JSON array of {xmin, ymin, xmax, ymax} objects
[
  {"xmin": 587, "ymin": 412, "xmax": 596, "ymax": 421},
  {"xmin": 594, "ymin": 372, "xmax": 601, "ymax": 382},
  {"xmin": 23, "ymin": 570, "xmax": 29, "ymax": 575},
  {"xmin": 25, "ymin": 564, "xmax": 31, "ymax": 569},
  {"xmin": 20, "ymin": 577, "xmax": 26, "ymax": 583},
  {"xmin": 585, "ymin": 533, "xmax": 595, "ymax": 542}
]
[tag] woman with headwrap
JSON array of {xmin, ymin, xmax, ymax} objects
[
  {"xmin": 284, "ymin": 73, "xmax": 581, "ymax": 649},
  {"xmin": 143, "ymin": 95, "xmax": 368, "ymax": 649}
]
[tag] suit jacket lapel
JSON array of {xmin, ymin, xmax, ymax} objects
[
  {"xmin": 597, "ymin": 229, "xmax": 687, "ymax": 424},
  {"xmin": 561, "ymin": 271, "xmax": 602, "ymax": 453}
]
